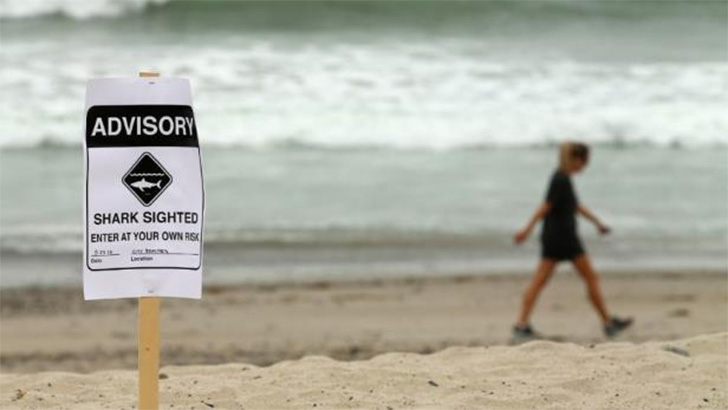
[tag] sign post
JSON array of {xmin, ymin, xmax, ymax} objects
[
  {"xmin": 137, "ymin": 71, "xmax": 161, "ymax": 410},
  {"xmin": 83, "ymin": 71, "xmax": 204, "ymax": 410},
  {"xmin": 139, "ymin": 296, "xmax": 160, "ymax": 409}
]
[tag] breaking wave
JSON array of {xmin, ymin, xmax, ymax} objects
[
  {"xmin": 1, "ymin": 0, "xmax": 725, "ymax": 150},
  {"xmin": 0, "ymin": 0, "xmax": 169, "ymax": 20}
]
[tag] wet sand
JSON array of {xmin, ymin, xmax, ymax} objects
[{"xmin": 1, "ymin": 270, "xmax": 725, "ymax": 374}]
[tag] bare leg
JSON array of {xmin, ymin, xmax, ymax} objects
[
  {"xmin": 571, "ymin": 254, "xmax": 610, "ymax": 323},
  {"xmin": 516, "ymin": 258, "xmax": 558, "ymax": 326}
]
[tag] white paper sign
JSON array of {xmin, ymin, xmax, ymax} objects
[{"xmin": 84, "ymin": 77, "xmax": 204, "ymax": 300}]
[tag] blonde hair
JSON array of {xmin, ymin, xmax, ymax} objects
[{"xmin": 559, "ymin": 141, "xmax": 590, "ymax": 171}]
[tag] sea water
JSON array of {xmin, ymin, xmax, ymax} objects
[{"xmin": 1, "ymin": 0, "xmax": 726, "ymax": 286}]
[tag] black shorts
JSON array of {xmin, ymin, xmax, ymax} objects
[{"xmin": 541, "ymin": 235, "xmax": 585, "ymax": 261}]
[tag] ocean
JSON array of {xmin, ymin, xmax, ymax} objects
[{"xmin": 1, "ymin": 0, "xmax": 727, "ymax": 287}]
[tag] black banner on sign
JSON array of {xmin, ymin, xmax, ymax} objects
[{"xmin": 86, "ymin": 105, "xmax": 198, "ymax": 148}]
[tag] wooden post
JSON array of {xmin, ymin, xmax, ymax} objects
[
  {"xmin": 138, "ymin": 297, "xmax": 160, "ymax": 410},
  {"xmin": 138, "ymin": 70, "xmax": 161, "ymax": 410}
]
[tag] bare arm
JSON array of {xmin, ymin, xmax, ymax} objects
[
  {"xmin": 578, "ymin": 204, "xmax": 610, "ymax": 234},
  {"xmin": 514, "ymin": 202, "xmax": 551, "ymax": 244}
]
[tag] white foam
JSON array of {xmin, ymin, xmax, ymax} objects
[
  {"xmin": 0, "ymin": 0, "xmax": 168, "ymax": 19},
  {"xmin": 1, "ymin": 39, "xmax": 726, "ymax": 149}
]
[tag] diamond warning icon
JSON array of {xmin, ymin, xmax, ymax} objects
[{"xmin": 122, "ymin": 152, "xmax": 172, "ymax": 206}]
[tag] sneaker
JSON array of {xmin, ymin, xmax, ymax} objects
[
  {"xmin": 512, "ymin": 324, "xmax": 541, "ymax": 341},
  {"xmin": 604, "ymin": 316, "xmax": 633, "ymax": 338}
]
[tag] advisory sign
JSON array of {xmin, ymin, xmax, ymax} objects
[{"xmin": 84, "ymin": 78, "xmax": 204, "ymax": 300}]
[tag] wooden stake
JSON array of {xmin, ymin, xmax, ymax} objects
[
  {"xmin": 139, "ymin": 70, "xmax": 160, "ymax": 78},
  {"xmin": 138, "ymin": 297, "xmax": 160, "ymax": 410},
  {"xmin": 138, "ymin": 70, "xmax": 161, "ymax": 410}
]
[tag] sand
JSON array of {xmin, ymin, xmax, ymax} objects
[
  {"xmin": 1, "ymin": 271, "xmax": 726, "ymax": 408},
  {"xmin": 1, "ymin": 333, "xmax": 726, "ymax": 409},
  {"xmin": 2, "ymin": 271, "xmax": 726, "ymax": 373}
]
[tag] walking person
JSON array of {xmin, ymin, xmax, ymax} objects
[{"xmin": 513, "ymin": 141, "xmax": 632, "ymax": 340}]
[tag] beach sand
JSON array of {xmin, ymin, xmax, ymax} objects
[
  {"xmin": 1, "ymin": 271, "xmax": 726, "ymax": 408},
  {"xmin": 1, "ymin": 333, "xmax": 725, "ymax": 409}
]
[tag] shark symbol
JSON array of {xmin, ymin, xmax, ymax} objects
[
  {"xmin": 130, "ymin": 178, "xmax": 162, "ymax": 192},
  {"xmin": 123, "ymin": 153, "xmax": 172, "ymax": 206}
]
